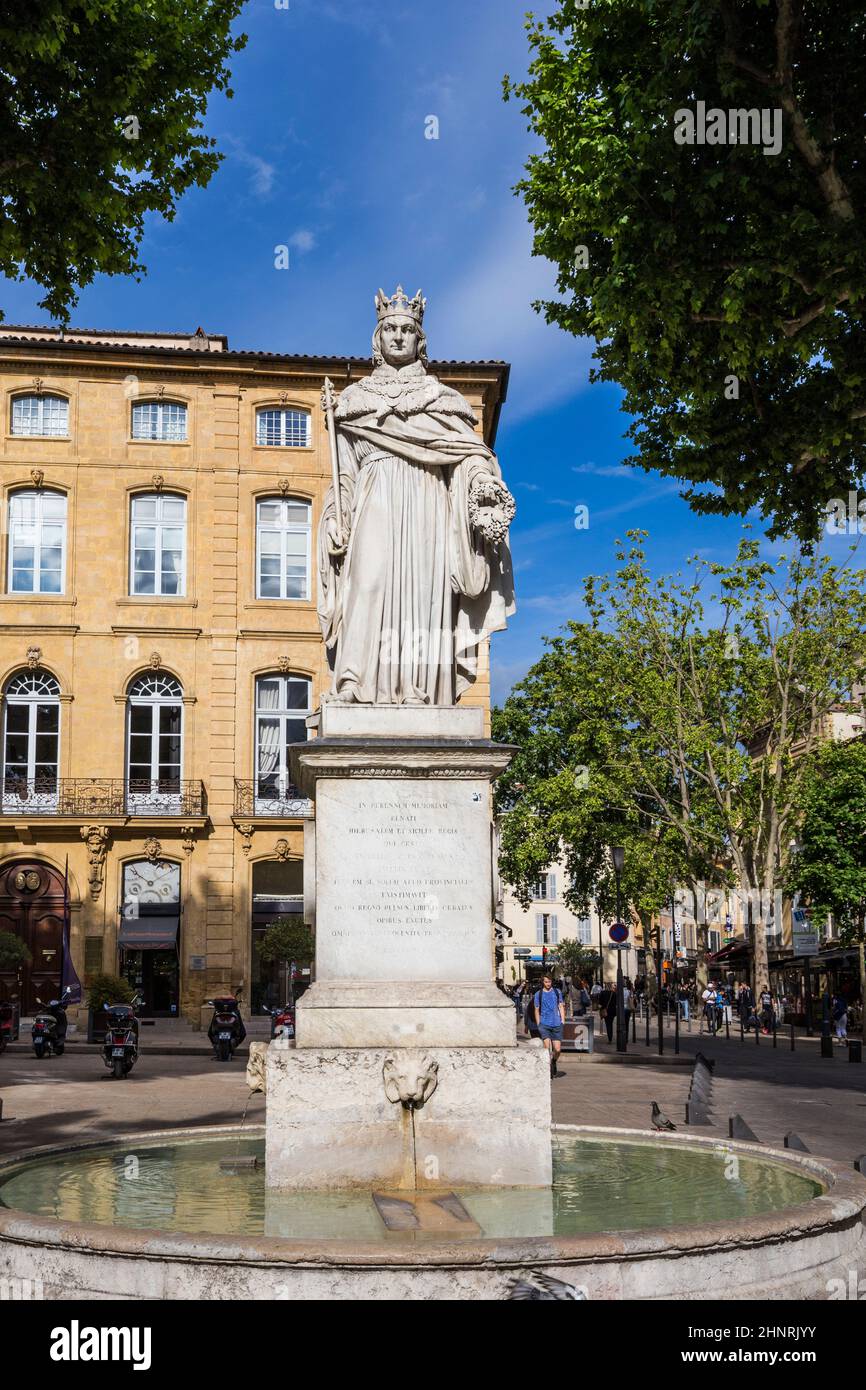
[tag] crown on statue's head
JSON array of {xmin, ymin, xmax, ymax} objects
[{"xmin": 374, "ymin": 285, "xmax": 426, "ymax": 326}]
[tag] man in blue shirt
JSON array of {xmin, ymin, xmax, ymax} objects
[{"xmin": 534, "ymin": 973, "xmax": 566, "ymax": 1077}]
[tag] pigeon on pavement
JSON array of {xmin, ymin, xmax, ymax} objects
[{"xmin": 651, "ymin": 1101, "xmax": 677, "ymax": 1131}]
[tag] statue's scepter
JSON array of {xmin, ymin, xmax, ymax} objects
[{"xmin": 321, "ymin": 377, "xmax": 345, "ymax": 558}]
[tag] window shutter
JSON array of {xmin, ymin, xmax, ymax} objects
[
  {"xmin": 551, "ymin": 914, "xmax": 559, "ymax": 945},
  {"xmin": 536, "ymin": 914, "xmax": 544, "ymax": 945},
  {"xmin": 549, "ymin": 873, "xmax": 556, "ymax": 898}
]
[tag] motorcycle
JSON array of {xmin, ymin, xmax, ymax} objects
[
  {"xmin": 32, "ymin": 988, "xmax": 72, "ymax": 1058},
  {"xmin": 102, "ymin": 995, "xmax": 143, "ymax": 1079},
  {"xmin": 262, "ymin": 1000, "xmax": 295, "ymax": 1043},
  {"xmin": 0, "ymin": 1000, "xmax": 20, "ymax": 1054},
  {"xmin": 206, "ymin": 989, "xmax": 246, "ymax": 1062}
]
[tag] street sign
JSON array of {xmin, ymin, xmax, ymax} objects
[
  {"xmin": 513, "ymin": 948, "xmax": 531, "ymax": 959},
  {"xmin": 609, "ymin": 922, "xmax": 629, "ymax": 944}
]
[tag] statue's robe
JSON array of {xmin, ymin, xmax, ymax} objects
[{"xmin": 317, "ymin": 360, "xmax": 515, "ymax": 704}]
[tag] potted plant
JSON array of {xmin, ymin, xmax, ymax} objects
[{"xmin": 86, "ymin": 972, "xmax": 135, "ymax": 1043}]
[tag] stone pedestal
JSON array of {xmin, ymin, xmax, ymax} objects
[{"xmin": 264, "ymin": 704, "xmax": 552, "ymax": 1191}]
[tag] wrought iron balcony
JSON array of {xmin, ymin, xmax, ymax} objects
[
  {"xmin": 234, "ymin": 778, "xmax": 312, "ymax": 819},
  {"xmin": 0, "ymin": 777, "xmax": 206, "ymax": 819}
]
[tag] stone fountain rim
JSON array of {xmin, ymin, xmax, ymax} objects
[{"xmin": 1, "ymin": 1122, "xmax": 863, "ymax": 1270}]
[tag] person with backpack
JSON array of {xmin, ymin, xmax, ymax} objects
[
  {"xmin": 832, "ymin": 993, "xmax": 848, "ymax": 1042},
  {"xmin": 534, "ymin": 973, "xmax": 566, "ymax": 1076},
  {"xmin": 574, "ymin": 979, "xmax": 591, "ymax": 1017},
  {"xmin": 701, "ymin": 983, "xmax": 718, "ymax": 1034},
  {"xmin": 758, "ymin": 983, "xmax": 774, "ymax": 1034}
]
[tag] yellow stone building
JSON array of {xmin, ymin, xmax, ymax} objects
[{"xmin": 0, "ymin": 325, "xmax": 507, "ymax": 1025}]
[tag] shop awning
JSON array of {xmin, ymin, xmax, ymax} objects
[{"xmin": 118, "ymin": 916, "xmax": 179, "ymax": 950}]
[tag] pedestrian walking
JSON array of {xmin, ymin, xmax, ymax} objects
[
  {"xmin": 523, "ymin": 986, "xmax": 540, "ymax": 1040},
  {"xmin": 832, "ymin": 993, "xmax": 848, "ymax": 1042},
  {"xmin": 534, "ymin": 973, "xmax": 566, "ymax": 1077},
  {"xmin": 701, "ymin": 983, "xmax": 718, "ymax": 1035},
  {"xmin": 602, "ymin": 984, "xmax": 616, "ymax": 1043},
  {"xmin": 574, "ymin": 979, "xmax": 591, "ymax": 1017},
  {"xmin": 622, "ymin": 977, "xmax": 633, "ymax": 1036},
  {"xmin": 758, "ymin": 983, "xmax": 774, "ymax": 1034}
]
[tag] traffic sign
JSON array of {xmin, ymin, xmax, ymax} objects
[
  {"xmin": 608, "ymin": 922, "xmax": 629, "ymax": 944},
  {"xmin": 513, "ymin": 948, "xmax": 531, "ymax": 959}
]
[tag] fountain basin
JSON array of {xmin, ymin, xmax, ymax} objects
[{"xmin": 1, "ymin": 1125, "xmax": 864, "ymax": 1300}]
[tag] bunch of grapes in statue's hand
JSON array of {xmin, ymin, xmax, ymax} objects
[{"xmin": 468, "ymin": 474, "xmax": 516, "ymax": 545}]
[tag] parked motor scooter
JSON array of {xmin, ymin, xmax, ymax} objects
[
  {"xmin": 206, "ymin": 989, "xmax": 246, "ymax": 1061},
  {"xmin": 0, "ymin": 999, "xmax": 20, "ymax": 1053},
  {"xmin": 32, "ymin": 988, "xmax": 72, "ymax": 1058},
  {"xmin": 101, "ymin": 995, "xmax": 143, "ymax": 1079},
  {"xmin": 261, "ymin": 1000, "xmax": 295, "ymax": 1042}
]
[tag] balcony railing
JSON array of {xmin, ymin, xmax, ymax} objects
[
  {"xmin": 234, "ymin": 779, "xmax": 312, "ymax": 819},
  {"xmin": 0, "ymin": 777, "xmax": 206, "ymax": 818}
]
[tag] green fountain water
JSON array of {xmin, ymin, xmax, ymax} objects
[{"xmin": 0, "ymin": 1132, "xmax": 821, "ymax": 1243}]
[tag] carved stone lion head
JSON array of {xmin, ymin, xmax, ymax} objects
[{"xmin": 382, "ymin": 1051, "xmax": 439, "ymax": 1110}]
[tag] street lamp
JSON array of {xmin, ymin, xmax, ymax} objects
[{"xmin": 610, "ymin": 845, "xmax": 627, "ymax": 1053}]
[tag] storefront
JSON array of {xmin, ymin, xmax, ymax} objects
[
  {"xmin": 118, "ymin": 860, "xmax": 180, "ymax": 1017},
  {"xmin": 770, "ymin": 946, "xmax": 863, "ymax": 1032},
  {"xmin": 249, "ymin": 858, "xmax": 308, "ymax": 1013}
]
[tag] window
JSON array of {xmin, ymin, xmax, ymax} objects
[
  {"xmin": 708, "ymin": 929, "xmax": 721, "ymax": 954},
  {"xmin": 130, "ymin": 494, "xmax": 186, "ymax": 596},
  {"xmin": 576, "ymin": 915, "xmax": 592, "ymax": 945},
  {"xmin": 7, "ymin": 490, "xmax": 67, "ymax": 594},
  {"xmin": 533, "ymin": 872, "xmax": 556, "ymax": 900},
  {"xmin": 126, "ymin": 673, "xmax": 183, "ymax": 810},
  {"xmin": 255, "ymin": 407, "xmax": 310, "ymax": 448},
  {"xmin": 535, "ymin": 913, "xmax": 558, "ymax": 946},
  {"xmin": 255, "ymin": 674, "xmax": 311, "ymax": 812},
  {"xmin": 2, "ymin": 669, "xmax": 61, "ymax": 809},
  {"xmin": 11, "ymin": 394, "xmax": 68, "ymax": 437},
  {"xmin": 131, "ymin": 400, "xmax": 187, "ymax": 442},
  {"xmin": 256, "ymin": 497, "xmax": 311, "ymax": 600}
]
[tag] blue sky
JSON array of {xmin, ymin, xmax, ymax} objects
[{"xmin": 1, "ymin": 0, "xmax": 772, "ymax": 702}]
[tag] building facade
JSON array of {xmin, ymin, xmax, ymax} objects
[{"xmin": 0, "ymin": 325, "xmax": 507, "ymax": 1024}]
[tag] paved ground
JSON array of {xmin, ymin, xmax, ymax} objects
[
  {"xmin": 551, "ymin": 1026, "xmax": 866, "ymax": 1165},
  {"xmin": 1, "ymin": 1021, "xmax": 864, "ymax": 1167},
  {"xmin": 0, "ymin": 1051, "xmax": 266, "ymax": 1157}
]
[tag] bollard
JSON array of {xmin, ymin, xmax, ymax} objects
[
  {"xmin": 740, "ymin": 1016, "xmax": 744, "ymax": 1045},
  {"xmin": 820, "ymin": 1035, "xmax": 834, "ymax": 1058},
  {"xmin": 784, "ymin": 1132, "xmax": 810, "ymax": 1152},
  {"xmin": 855, "ymin": 1155, "xmax": 866, "ymax": 1174},
  {"xmin": 755, "ymin": 1017, "xmax": 760, "ymax": 1045},
  {"xmin": 772, "ymin": 1019, "xmax": 777, "ymax": 1048},
  {"xmin": 848, "ymin": 1039, "xmax": 862, "ymax": 1063},
  {"xmin": 729, "ymin": 1113, "xmax": 761, "ymax": 1143},
  {"xmin": 725, "ymin": 1012, "xmax": 730, "ymax": 1042}
]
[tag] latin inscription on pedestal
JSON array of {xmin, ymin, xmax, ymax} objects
[{"xmin": 315, "ymin": 777, "xmax": 492, "ymax": 980}]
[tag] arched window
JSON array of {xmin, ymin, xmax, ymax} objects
[
  {"xmin": 2, "ymin": 669, "xmax": 61, "ymax": 809},
  {"xmin": 254, "ymin": 673, "xmax": 311, "ymax": 812},
  {"xmin": 130, "ymin": 493, "xmax": 186, "ymax": 596},
  {"xmin": 255, "ymin": 407, "xmax": 310, "ymax": 448},
  {"xmin": 7, "ymin": 490, "xmax": 67, "ymax": 594},
  {"xmin": 256, "ymin": 496, "xmax": 310, "ymax": 600},
  {"xmin": 126, "ymin": 673, "xmax": 183, "ymax": 811},
  {"xmin": 11, "ymin": 394, "xmax": 69, "ymax": 438},
  {"xmin": 131, "ymin": 400, "xmax": 187, "ymax": 442}
]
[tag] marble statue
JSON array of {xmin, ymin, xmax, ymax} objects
[{"xmin": 317, "ymin": 287, "xmax": 515, "ymax": 706}]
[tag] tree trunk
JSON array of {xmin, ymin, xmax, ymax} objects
[{"xmin": 753, "ymin": 917, "xmax": 770, "ymax": 995}]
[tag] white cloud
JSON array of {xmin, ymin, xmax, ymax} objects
[
  {"xmin": 433, "ymin": 203, "xmax": 594, "ymax": 421},
  {"xmin": 289, "ymin": 230, "xmax": 317, "ymax": 255},
  {"xmin": 225, "ymin": 139, "xmax": 276, "ymax": 198}
]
